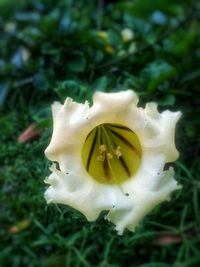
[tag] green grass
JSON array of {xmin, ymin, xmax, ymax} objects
[{"xmin": 0, "ymin": 0, "xmax": 200, "ymax": 266}]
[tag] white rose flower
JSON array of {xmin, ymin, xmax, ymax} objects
[{"xmin": 44, "ymin": 90, "xmax": 182, "ymax": 235}]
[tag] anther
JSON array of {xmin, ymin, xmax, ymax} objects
[
  {"xmin": 97, "ymin": 154, "xmax": 105, "ymax": 161},
  {"xmin": 99, "ymin": 144, "xmax": 106, "ymax": 153},
  {"xmin": 115, "ymin": 146, "xmax": 122, "ymax": 159},
  {"xmin": 107, "ymin": 153, "xmax": 113, "ymax": 160}
]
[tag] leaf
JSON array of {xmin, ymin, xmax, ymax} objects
[
  {"xmin": 155, "ymin": 234, "xmax": 181, "ymax": 245},
  {"xmin": 130, "ymin": 0, "xmax": 181, "ymax": 17},
  {"xmin": 158, "ymin": 94, "xmax": 176, "ymax": 106},
  {"xmin": 15, "ymin": 11, "xmax": 40, "ymax": 22},
  {"xmin": 41, "ymin": 42, "xmax": 61, "ymax": 56},
  {"xmin": 54, "ymin": 80, "xmax": 79, "ymax": 101},
  {"xmin": 124, "ymin": 15, "xmax": 150, "ymax": 35},
  {"xmin": 33, "ymin": 71, "xmax": 50, "ymax": 91},
  {"xmin": 185, "ymin": 123, "xmax": 196, "ymax": 138},
  {"xmin": 107, "ymin": 29, "xmax": 122, "ymax": 47},
  {"xmin": 17, "ymin": 123, "xmax": 42, "ymax": 143},
  {"xmin": 0, "ymin": 82, "xmax": 9, "ymax": 106},
  {"xmin": 11, "ymin": 49, "xmax": 23, "ymax": 69},
  {"xmin": 0, "ymin": 0, "xmax": 25, "ymax": 16},
  {"xmin": 42, "ymin": 253, "xmax": 66, "ymax": 267},
  {"xmin": 141, "ymin": 60, "xmax": 176, "ymax": 92},
  {"xmin": 92, "ymin": 76, "xmax": 108, "ymax": 92},
  {"xmin": 32, "ymin": 107, "xmax": 51, "ymax": 122},
  {"xmin": 68, "ymin": 52, "xmax": 86, "ymax": 72},
  {"xmin": 181, "ymin": 69, "xmax": 200, "ymax": 84},
  {"xmin": 9, "ymin": 219, "xmax": 31, "ymax": 234},
  {"xmin": 35, "ymin": 119, "xmax": 52, "ymax": 129},
  {"xmin": 151, "ymin": 10, "xmax": 167, "ymax": 25}
]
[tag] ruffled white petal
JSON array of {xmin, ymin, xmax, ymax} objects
[
  {"xmin": 144, "ymin": 102, "xmax": 181, "ymax": 161},
  {"xmin": 44, "ymin": 90, "xmax": 181, "ymax": 234}
]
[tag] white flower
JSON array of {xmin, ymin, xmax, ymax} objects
[
  {"xmin": 121, "ymin": 28, "xmax": 134, "ymax": 42},
  {"xmin": 44, "ymin": 90, "xmax": 182, "ymax": 235}
]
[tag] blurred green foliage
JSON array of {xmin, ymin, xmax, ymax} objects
[{"xmin": 0, "ymin": 0, "xmax": 200, "ymax": 266}]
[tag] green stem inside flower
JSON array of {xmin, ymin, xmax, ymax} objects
[{"xmin": 82, "ymin": 123, "xmax": 142, "ymax": 184}]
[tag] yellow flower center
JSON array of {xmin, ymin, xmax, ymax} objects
[{"xmin": 82, "ymin": 123, "xmax": 142, "ymax": 184}]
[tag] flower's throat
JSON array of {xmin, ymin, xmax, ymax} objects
[{"xmin": 82, "ymin": 123, "xmax": 142, "ymax": 184}]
